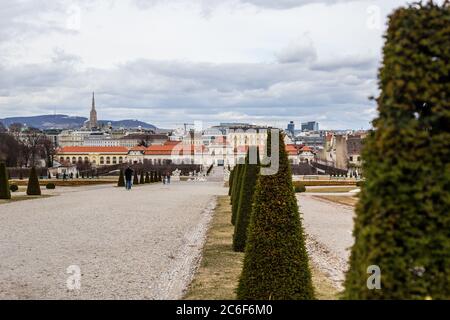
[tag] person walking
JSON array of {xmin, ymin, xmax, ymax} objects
[
  {"xmin": 124, "ymin": 166, "xmax": 134, "ymax": 190},
  {"xmin": 166, "ymin": 172, "xmax": 171, "ymax": 184}
]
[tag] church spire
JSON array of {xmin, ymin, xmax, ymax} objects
[
  {"xmin": 89, "ymin": 91, "xmax": 98, "ymax": 130},
  {"xmin": 92, "ymin": 92, "xmax": 96, "ymax": 111}
]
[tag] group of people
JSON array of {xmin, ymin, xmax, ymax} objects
[{"xmin": 123, "ymin": 166, "xmax": 171, "ymax": 190}]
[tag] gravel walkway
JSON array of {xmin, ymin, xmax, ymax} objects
[
  {"xmin": 0, "ymin": 181, "xmax": 226, "ymax": 300},
  {"xmin": 297, "ymin": 194, "xmax": 355, "ymax": 290}
]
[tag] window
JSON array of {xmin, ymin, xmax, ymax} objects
[
  {"xmin": 72, "ymin": 157, "xmax": 76, "ymax": 164},
  {"xmin": 100, "ymin": 157, "xmax": 104, "ymax": 165},
  {"xmin": 78, "ymin": 157, "xmax": 82, "ymax": 163},
  {"xmin": 112, "ymin": 157, "xmax": 117, "ymax": 164},
  {"xmin": 60, "ymin": 157, "xmax": 64, "ymax": 162},
  {"xmin": 106, "ymin": 157, "xmax": 111, "ymax": 164},
  {"xmin": 119, "ymin": 157, "xmax": 123, "ymax": 163},
  {"xmin": 84, "ymin": 157, "xmax": 89, "ymax": 163},
  {"xmin": 349, "ymin": 156, "xmax": 353, "ymax": 161},
  {"xmin": 357, "ymin": 156, "xmax": 361, "ymax": 162}
]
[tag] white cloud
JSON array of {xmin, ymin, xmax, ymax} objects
[{"xmin": 0, "ymin": 0, "xmax": 417, "ymax": 129}]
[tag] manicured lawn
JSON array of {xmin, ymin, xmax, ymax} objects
[
  {"xmin": 9, "ymin": 178, "xmax": 116, "ymax": 187},
  {"xmin": 184, "ymin": 196, "xmax": 244, "ymax": 300},
  {"xmin": 313, "ymin": 195, "xmax": 359, "ymax": 207},
  {"xmin": 306, "ymin": 186, "xmax": 358, "ymax": 193},
  {"xmin": 184, "ymin": 195, "xmax": 340, "ymax": 300},
  {"xmin": 294, "ymin": 180, "xmax": 358, "ymax": 187}
]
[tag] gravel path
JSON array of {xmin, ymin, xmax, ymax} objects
[
  {"xmin": 0, "ymin": 181, "xmax": 226, "ymax": 300},
  {"xmin": 297, "ymin": 194, "xmax": 355, "ymax": 290}
]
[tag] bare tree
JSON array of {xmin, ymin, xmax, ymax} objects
[
  {"xmin": 22, "ymin": 127, "xmax": 44, "ymax": 167},
  {"xmin": 39, "ymin": 136, "xmax": 56, "ymax": 167}
]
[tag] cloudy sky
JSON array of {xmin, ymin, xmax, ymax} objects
[{"xmin": 0, "ymin": 0, "xmax": 431, "ymax": 129}]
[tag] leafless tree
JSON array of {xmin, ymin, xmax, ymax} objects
[{"xmin": 39, "ymin": 136, "xmax": 56, "ymax": 167}]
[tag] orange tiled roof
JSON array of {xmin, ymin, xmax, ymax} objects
[
  {"xmin": 285, "ymin": 144, "xmax": 298, "ymax": 155},
  {"xmin": 143, "ymin": 142, "xmax": 204, "ymax": 155},
  {"xmin": 57, "ymin": 146, "xmax": 129, "ymax": 154},
  {"xmin": 129, "ymin": 146, "xmax": 147, "ymax": 151},
  {"xmin": 299, "ymin": 146, "xmax": 314, "ymax": 152}
]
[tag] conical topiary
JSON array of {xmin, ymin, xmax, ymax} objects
[
  {"xmin": 0, "ymin": 162, "xmax": 11, "ymax": 200},
  {"xmin": 233, "ymin": 147, "xmax": 260, "ymax": 252},
  {"xmin": 228, "ymin": 167, "xmax": 235, "ymax": 196},
  {"xmin": 343, "ymin": 2, "xmax": 450, "ymax": 300},
  {"xmin": 237, "ymin": 131, "xmax": 314, "ymax": 300},
  {"xmin": 145, "ymin": 172, "xmax": 150, "ymax": 183},
  {"xmin": 230, "ymin": 165, "xmax": 240, "ymax": 205},
  {"xmin": 140, "ymin": 171, "xmax": 145, "ymax": 184},
  {"xmin": 118, "ymin": 169, "xmax": 125, "ymax": 187},
  {"xmin": 27, "ymin": 166, "xmax": 41, "ymax": 196},
  {"xmin": 133, "ymin": 170, "xmax": 139, "ymax": 185},
  {"xmin": 150, "ymin": 171, "xmax": 155, "ymax": 183},
  {"xmin": 231, "ymin": 163, "xmax": 244, "ymax": 225}
]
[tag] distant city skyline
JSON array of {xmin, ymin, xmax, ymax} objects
[{"xmin": 2, "ymin": 0, "xmax": 436, "ymax": 130}]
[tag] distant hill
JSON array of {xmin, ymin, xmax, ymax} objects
[{"xmin": 0, "ymin": 115, "xmax": 157, "ymax": 130}]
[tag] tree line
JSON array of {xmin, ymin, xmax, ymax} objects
[{"xmin": 0, "ymin": 122, "xmax": 55, "ymax": 168}]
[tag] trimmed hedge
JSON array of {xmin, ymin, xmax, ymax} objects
[
  {"xmin": 237, "ymin": 131, "xmax": 314, "ymax": 300},
  {"xmin": 27, "ymin": 167, "xmax": 41, "ymax": 196},
  {"xmin": 133, "ymin": 171, "xmax": 139, "ymax": 185},
  {"xmin": 344, "ymin": 2, "xmax": 450, "ymax": 300},
  {"xmin": 0, "ymin": 162, "xmax": 11, "ymax": 199},
  {"xmin": 228, "ymin": 167, "xmax": 235, "ymax": 196},
  {"xmin": 231, "ymin": 164, "xmax": 244, "ymax": 225},
  {"xmin": 294, "ymin": 182, "xmax": 306, "ymax": 193},
  {"xmin": 233, "ymin": 147, "xmax": 260, "ymax": 252},
  {"xmin": 46, "ymin": 183, "xmax": 56, "ymax": 190},
  {"xmin": 118, "ymin": 170, "xmax": 125, "ymax": 187},
  {"xmin": 10, "ymin": 184, "xmax": 19, "ymax": 192}
]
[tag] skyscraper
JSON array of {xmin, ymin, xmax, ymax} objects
[
  {"xmin": 301, "ymin": 121, "xmax": 319, "ymax": 132},
  {"xmin": 89, "ymin": 92, "xmax": 98, "ymax": 130},
  {"xmin": 286, "ymin": 121, "xmax": 295, "ymax": 136}
]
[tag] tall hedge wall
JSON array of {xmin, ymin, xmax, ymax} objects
[{"xmin": 344, "ymin": 1, "xmax": 450, "ymax": 299}]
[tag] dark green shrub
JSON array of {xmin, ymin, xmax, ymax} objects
[
  {"xmin": 10, "ymin": 184, "xmax": 18, "ymax": 192},
  {"xmin": 233, "ymin": 147, "xmax": 260, "ymax": 252},
  {"xmin": 0, "ymin": 162, "xmax": 11, "ymax": 199},
  {"xmin": 355, "ymin": 180, "xmax": 364, "ymax": 188},
  {"xmin": 344, "ymin": 2, "xmax": 450, "ymax": 300},
  {"xmin": 231, "ymin": 163, "xmax": 244, "ymax": 225},
  {"xmin": 150, "ymin": 171, "xmax": 155, "ymax": 183},
  {"xmin": 27, "ymin": 167, "xmax": 41, "ymax": 196},
  {"xmin": 118, "ymin": 169, "xmax": 125, "ymax": 187},
  {"xmin": 228, "ymin": 167, "xmax": 235, "ymax": 196},
  {"xmin": 294, "ymin": 182, "xmax": 306, "ymax": 193},
  {"xmin": 46, "ymin": 183, "xmax": 56, "ymax": 190},
  {"xmin": 133, "ymin": 171, "xmax": 139, "ymax": 185},
  {"xmin": 140, "ymin": 171, "xmax": 145, "ymax": 184},
  {"xmin": 237, "ymin": 132, "xmax": 314, "ymax": 299},
  {"xmin": 145, "ymin": 172, "xmax": 150, "ymax": 183}
]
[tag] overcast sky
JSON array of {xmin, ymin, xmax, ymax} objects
[{"xmin": 0, "ymin": 0, "xmax": 432, "ymax": 129}]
